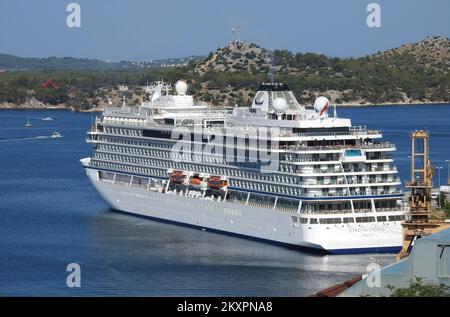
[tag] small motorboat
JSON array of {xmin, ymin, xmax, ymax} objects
[
  {"xmin": 42, "ymin": 117, "xmax": 54, "ymax": 121},
  {"xmin": 51, "ymin": 131, "xmax": 62, "ymax": 138}
]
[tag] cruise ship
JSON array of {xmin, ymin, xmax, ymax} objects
[{"xmin": 81, "ymin": 80, "xmax": 406, "ymax": 254}]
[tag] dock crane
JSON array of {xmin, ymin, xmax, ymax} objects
[{"xmin": 397, "ymin": 130, "xmax": 450, "ymax": 259}]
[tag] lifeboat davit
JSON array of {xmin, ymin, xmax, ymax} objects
[{"xmin": 208, "ymin": 176, "xmax": 228, "ymax": 190}]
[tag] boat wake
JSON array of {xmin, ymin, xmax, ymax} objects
[
  {"xmin": 0, "ymin": 135, "xmax": 54, "ymax": 142},
  {"xmin": 40, "ymin": 117, "xmax": 54, "ymax": 121}
]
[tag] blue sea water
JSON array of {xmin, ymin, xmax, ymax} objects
[{"xmin": 0, "ymin": 105, "xmax": 449, "ymax": 296}]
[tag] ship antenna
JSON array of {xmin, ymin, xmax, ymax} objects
[
  {"xmin": 237, "ymin": 25, "xmax": 241, "ymax": 43},
  {"xmin": 231, "ymin": 25, "xmax": 242, "ymax": 45},
  {"xmin": 268, "ymin": 50, "xmax": 275, "ymax": 84}
]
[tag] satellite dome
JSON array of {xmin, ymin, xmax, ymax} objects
[
  {"xmin": 314, "ymin": 96, "xmax": 330, "ymax": 115},
  {"xmin": 272, "ymin": 97, "xmax": 287, "ymax": 112},
  {"xmin": 175, "ymin": 80, "xmax": 188, "ymax": 95}
]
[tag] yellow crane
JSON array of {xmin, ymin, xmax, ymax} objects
[{"xmin": 397, "ymin": 130, "xmax": 450, "ymax": 259}]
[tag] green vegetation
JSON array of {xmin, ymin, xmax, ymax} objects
[
  {"xmin": 388, "ymin": 277, "xmax": 450, "ymax": 297},
  {"xmin": 0, "ymin": 36, "xmax": 449, "ymax": 109},
  {"xmin": 0, "ymin": 53, "xmax": 137, "ymax": 70},
  {"xmin": 0, "ymin": 68, "xmax": 192, "ymax": 110},
  {"xmin": 272, "ymin": 49, "xmax": 450, "ymax": 104},
  {"xmin": 440, "ymin": 193, "xmax": 450, "ymax": 217},
  {"xmin": 0, "ymin": 53, "xmax": 204, "ymax": 70}
]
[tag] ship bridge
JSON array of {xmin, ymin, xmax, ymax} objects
[
  {"xmin": 251, "ymin": 83, "xmax": 303, "ymax": 113},
  {"xmin": 232, "ymin": 82, "xmax": 352, "ymax": 131}
]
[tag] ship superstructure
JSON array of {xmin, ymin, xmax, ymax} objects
[{"xmin": 81, "ymin": 81, "xmax": 406, "ymax": 253}]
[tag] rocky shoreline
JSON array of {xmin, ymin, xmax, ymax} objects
[
  {"xmin": 337, "ymin": 101, "xmax": 450, "ymax": 107},
  {"xmin": 0, "ymin": 102, "xmax": 103, "ymax": 112},
  {"xmin": 1, "ymin": 100, "xmax": 449, "ymax": 112}
]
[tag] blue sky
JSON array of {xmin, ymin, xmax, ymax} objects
[{"xmin": 0, "ymin": 0, "xmax": 449, "ymax": 61}]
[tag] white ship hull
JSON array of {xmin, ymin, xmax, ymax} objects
[{"xmin": 84, "ymin": 165, "xmax": 403, "ymax": 254}]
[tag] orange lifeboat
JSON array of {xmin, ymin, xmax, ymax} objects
[
  {"xmin": 208, "ymin": 176, "xmax": 228, "ymax": 190},
  {"xmin": 170, "ymin": 170, "xmax": 186, "ymax": 184},
  {"xmin": 189, "ymin": 173, "xmax": 206, "ymax": 189}
]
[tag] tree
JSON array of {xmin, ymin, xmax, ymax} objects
[{"xmin": 440, "ymin": 194, "xmax": 450, "ymax": 217}]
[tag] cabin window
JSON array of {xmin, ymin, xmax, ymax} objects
[
  {"xmin": 131, "ymin": 176, "xmax": 148, "ymax": 188},
  {"xmin": 343, "ymin": 217, "xmax": 355, "ymax": 223},
  {"xmin": 388, "ymin": 215, "xmax": 402, "ymax": 222},
  {"xmin": 319, "ymin": 218, "xmax": 342, "ymax": 224},
  {"xmin": 299, "ymin": 218, "xmax": 308, "ymax": 224},
  {"xmin": 115, "ymin": 173, "xmax": 131, "ymax": 185},
  {"xmin": 99, "ymin": 171, "xmax": 114, "ymax": 182},
  {"xmin": 143, "ymin": 129, "xmax": 173, "ymax": 139},
  {"xmin": 355, "ymin": 217, "xmax": 375, "ymax": 223}
]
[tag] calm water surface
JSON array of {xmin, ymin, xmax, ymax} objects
[{"xmin": 0, "ymin": 105, "xmax": 449, "ymax": 296}]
